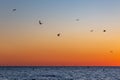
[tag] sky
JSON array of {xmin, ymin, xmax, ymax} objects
[{"xmin": 0, "ymin": 0, "xmax": 120, "ymax": 66}]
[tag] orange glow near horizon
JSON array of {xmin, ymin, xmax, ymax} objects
[{"xmin": 1, "ymin": 32, "xmax": 120, "ymax": 66}]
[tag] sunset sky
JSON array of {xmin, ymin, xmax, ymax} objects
[{"xmin": 0, "ymin": 0, "xmax": 120, "ymax": 66}]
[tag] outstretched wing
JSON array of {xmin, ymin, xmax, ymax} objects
[{"xmin": 39, "ymin": 20, "xmax": 42, "ymax": 25}]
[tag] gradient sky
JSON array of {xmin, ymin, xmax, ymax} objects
[{"xmin": 1, "ymin": 0, "xmax": 120, "ymax": 66}]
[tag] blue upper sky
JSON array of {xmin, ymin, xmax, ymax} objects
[{"xmin": 1, "ymin": 0, "xmax": 120, "ymax": 38}]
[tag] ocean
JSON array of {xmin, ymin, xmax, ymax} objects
[{"xmin": 0, "ymin": 66, "xmax": 120, "ymax": 80}]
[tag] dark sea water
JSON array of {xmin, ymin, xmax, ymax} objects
[{"xmin": 0, "ymin": 66, "xmax": 120, "ymax": 80}]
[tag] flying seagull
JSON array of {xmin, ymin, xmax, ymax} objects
[
  {"xmin": 90, "ymin": 30, "xmax": 94, "ymax": 32},
  {"xmin": 12, "ymin": 9, "xmax": 16, "ymax": 12},
  {"xmin": 39, "ymin": 20, "xmax": 43, "ymax": 25},
  {"xmin": 103, "ymin": 30, "xmax": 106, "ymax": 32},
  {"xmin": 57, "ymin": 33, "xmax": 61, "ymax": 37},
  {"xmin": 76, "ymin": 19, "xmax": 79, "ymax": 21},
  {"xmin": 110, "ymin": 50, "xmax": 113, "ymax": 53}
]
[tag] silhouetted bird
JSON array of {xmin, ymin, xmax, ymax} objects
[
  {"xmin": 12, "ymin": 9, "xmax": 16, "ymax": 12},
  {"xmin": 103, "ymin": 30, "xmax": 106, "ymax": 32},
  {"xmin": 76, "ymin": 19, "xmax": 79, "ymax": 21},
  {"xmin": 110, "ymin": 50, "xmax": 113, "ymax": 53},
  {"xmin": 90, "ymin": 30, "xmax": 94, "ymax": 32},
  {"xmin": 57, "ymin": 33, "xmax": 61, "ymax": 37},
  {"xmin": 39, "ymin": 20, "xmax": 43, "ymax": 25}
]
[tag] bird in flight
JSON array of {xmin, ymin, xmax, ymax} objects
[
  {"xmin": 57, "ymin": 33, "xmax": 61, "ymax": 37},
  {"xmin": 39, "ymin": 20, "xmax": 43, "ymax": 25},
  {"xmin": 110, "ymin": 50, "xmax": 113, "ymax": 53},
  {"xmin": 103, "ymin": 30, "xmax": 106, "ymax": 32},
  {"xmin": 76, "ymin": 19, "xmax": 79, "ymax": 21},
  {"xmin": 90, "ymin": 30, "xmax": 94, "ymax": 32},
  {"xmin": 12, "ymin": 9, "xmax": 16, "ymax": 12}
]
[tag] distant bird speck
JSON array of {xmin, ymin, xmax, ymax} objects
[
  {"xmin": 103, "ymin": 30, "xmax": 106, "ymax": 32},
  {"xmin": 12, "ymin": 9, "xmax": 16, "ymax": 12},
  {"xmin": 90, "ymin": 30, "xmax": 94, "ymax": 32},
  {"xmin": 57, "ymin": 33, "xmax": 61, "ymax": 37},
  {"xmin": 76, "ymin": 19, "xmax": 79, "ymax": 21},
  {"xmin": 110, "ymin": 50, "xmax": 113, "ymax": 53},
  {"xmin": 39, "ymin": 20, "xmax": 43, "ymax": 25}
]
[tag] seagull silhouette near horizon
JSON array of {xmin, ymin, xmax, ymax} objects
[
  {"xmin": 76, "ymin": 19, "xmax": 79, "ymax": 21},
  {"xmin": 110, "ymin": 50, "xmax": 113, "ymax": 53},
  {"xmin": 12, "ymin": 9, "xmax": 16, "ymax": 12},
  {"xmin": 39, "ymin": 20, "xmax": 43, "ymax": 25},
  {"xmin": 90, "ymin": 30, "xmax": 94, "ymax": 32},
  {"xmin": 103, "ymin": 30, "xmax": 106, "ymax": 32},
  {"xmin": 57, "ymin": 33, "xmax": 61, "ymax": 37}
]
